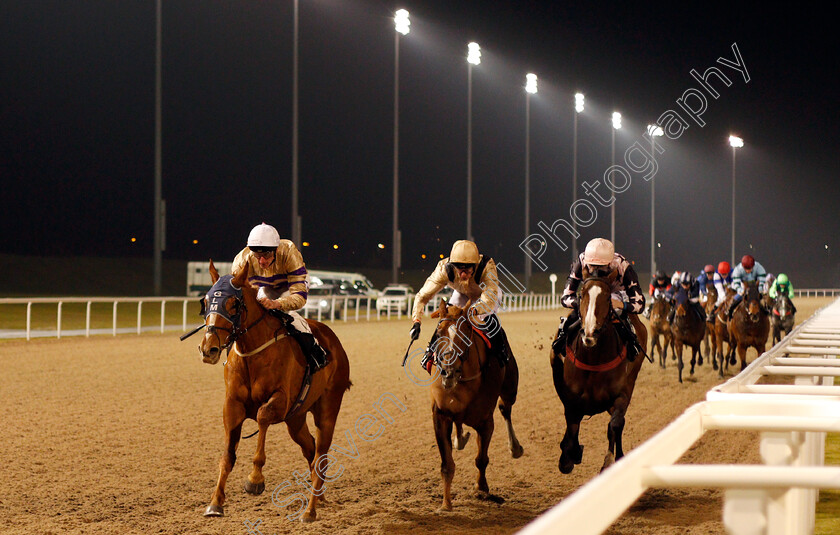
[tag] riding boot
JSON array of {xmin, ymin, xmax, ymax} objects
[
  {"xmin": 286, "ymin": 325, "xmax": 328, "ymax": 371},
  {"xmin": 552, "ymin": 310, "xmax": 580, "ymax": 356},
  {"xmin": 420, "ymin": 331, "xmax": 440, "ymax": 374},
  {"xmin": 667, "ymin": 307, "xmax": 676, "ymax": 324},
  {"xmin": 487, "ymin": 322, "xmax": 509, "ymax": 366},
  {"xmin": 728, "ymin": 295, "xmax": 743, "ymax": 320},
  {"xmin": 614, "ymin": 314, "xmax": 640, "ymax": 362},
  {"xmin": 643, "ymin": 302, "xmax": 652, "ymax": 319}
]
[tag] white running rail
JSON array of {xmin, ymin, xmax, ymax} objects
[{"xmin": 519, "ymin": 297, "xmax": 840, "ymax": 535}]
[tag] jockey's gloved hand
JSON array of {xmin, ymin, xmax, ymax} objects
[
  {"xmin": 409, "ymin": 321, "xmax": 421, "ymax": 341},
  {"xmin": 256, "ymin": 287, "xmax": 282, "ymax": 310}
]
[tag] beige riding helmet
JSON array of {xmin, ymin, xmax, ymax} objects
[
  {"xmin": 450, "ymin": 240, "xmax": 480, "ymax": 264},
  {"xmin": 583, "ymin": 238, "xmax": 614, "ymax": 266}
]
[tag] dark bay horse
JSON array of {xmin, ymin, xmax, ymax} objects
[
  {"xmin": 728, "ymin": 280, "xmax": 770, "ymax": 371},
  {"xmin": 197, "ymin": 260, "xmax": 351, "ymax": 522},
  {"xmin": 669, "ymin": 287, "xmax": 705, "ymax": 383},
  {"xmin": 771, "ymin": 293, "xmax": 796, "ymax": 344},
  {"xmin": 648, "ymin": 294, "xmax": 672, "ymax": 369},
  {"xmin": 550, "ymin": 271, "xmax": 647, "ymax": 474},
  {"xmin": 702, "ymin": 284, "xmax": 718, "ymax": 367},
  {"xmin": 429, "ymin": 298, "xmax": 523, "ymax": 511}
]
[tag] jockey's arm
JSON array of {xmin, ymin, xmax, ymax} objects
[
  {"xmin": 260, "ymin": 242, "xmax": 309, "ymax": 312},
  {"xmin": 787, "ymin": 283, "xmax": 795, "ymax": 299},
  {"xmin": 620, "ymin": 264, "xmax": 645, "ymax": 314},
  {"xmin": 410, "ymin": 260, "xmax": 449, "ymax": 323},
  {"xmin": 474, "ymin": 259, "xmax": 502, "ymax": 316},
  {"xmin": 561, "ymin": 258, "xmax": 584, "ymax": 309}
]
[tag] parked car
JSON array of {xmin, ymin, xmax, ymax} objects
[
  {"xmin": 376, "ymin": 284, "xmax": 414, "ymax": 315},
  {"xmin": 302, "ymin": 284, "xmax": 341, "ymax": 320}
]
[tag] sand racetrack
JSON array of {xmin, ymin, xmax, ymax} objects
[{"xmin": 0, "ymin": 298, "xmax": 832, "ymax": 535}]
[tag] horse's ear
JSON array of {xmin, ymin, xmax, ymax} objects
[
  {"xmin": 607, "ymin": 268, "xmax": 619, "ymax": 284},
  {"xmin": 582, "ymin": 265, "xmax": 591, "ymax": 280},
  {"xmin": 209, "ymin": 259, "xmax": 219, "ymax": 284},
  {"xmin": 232, "ymin": 261, "xmax": 249, "ymax": 289}
]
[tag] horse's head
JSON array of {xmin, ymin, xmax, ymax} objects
[
  {"xmin": 774, "ymin": 293, "xmax": 792, "ymax": 319},
  {"xmin": 650, "ymin": 294, "xmax": 671, "ymax": 324},
  {"xmin": 430, "ymin": 298, "xmax": 473, "ymax": 390},
  {"xmin": 579, "ymin": 273, "xmax": 615, "ymax": 348},
  {"xmin": 743, "ymin": 280, "xmax": 764, "ymax": 322},
  {"xmin": 198, "ymin": 260, "xmax": 249, "ymax": 365},
  {"xmin": 673, "ymin": 286, "xmax": 690, "ymax": 322}
]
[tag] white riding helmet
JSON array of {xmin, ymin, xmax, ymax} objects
[
  {"xmin": 449, "ymin": 240, "xmax": 480, "ymax": 265},
  {"xmin": 247, "ymin": 223, "xmax": 281, "ymax": 249},
  {"xmin": 583, "ymin": 238, "xmax": 614, "ymax": 266}
]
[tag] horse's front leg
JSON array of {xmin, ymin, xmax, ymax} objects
[
  {"xmin": 559, "ymin": 409, "xmax": 583, "ymax": 474},
  {"xmin": 473, "ymin": 417, "xmax": 494, "ymax": 497},
  {"xmin": 675, "ymin": 342, "xmax": 684, "ymax": 383},
  {"xmin": 603, "ymin": 399, "xmax": 628, "ymax": 472},
  {"xmin": 738, "ymin": 343, "xmax": 749, "ymax": 371},
  {"xmin": 433, "ymin": 405, "xmax": 455, "ymax": 511},
  {"xmin": 690, "ymin": 345, "xmax": 697, "ymax": 376},
  {"xmin": 205, "ymin": 399, "xmax": 246, "ymax": 516},
  {"xmin": 245, "ymin": 391, "xmax": 289, "ymax": 497}
]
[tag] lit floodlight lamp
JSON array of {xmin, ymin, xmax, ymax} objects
[
  {"xmin": 612, "ymin": 112, "xmax": 622, "ymax": 130},
  {"xmin": 729, "ymin": 135, "xmax": 744, "ymax": 148},
  {"xmin": 395, "ymin": 9, "xmax": 410, "ymax": 35},
  {"xmin": 467, "ymin": 42, "xmax": 481, "ymax": 65},
  {"xmin": 525, "ymin": 73, "xmax": 538, "ymax": 94},
  {"xmin": 575, "ymin": 92, "xmax": 584, "ymax": 113},
  {"xmin": 647, "ymin": 124, "xmax": 663, "ymax": 137}
]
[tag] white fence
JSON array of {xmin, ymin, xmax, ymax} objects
[
  {"xmin": 519, "ymin": 297, "xmax": 840, "ymax": 535},
  {"xmin": 0, "ymin": 293, "xmax": 562, "ymax": 340}
]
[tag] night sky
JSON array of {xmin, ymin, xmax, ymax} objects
[{"xmin": 2, "ymin": 1, "xmax": 838, "ymax": 287}]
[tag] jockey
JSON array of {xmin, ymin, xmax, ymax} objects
[
  {"xmin": 696, "ymin": 264, "xmax": 716, "ymax": 297},
  {"xmin": 643, "ymin": 269, "xmax": 671, "ymax": 318},
  {"xmin": 768, "ymin": 273, "xmax": 797, "ymax": 313},
  {"xmin": 667, "ymin": 271, "xmax": 704, "ymax": 323},
  {"xmin": 764, "ymin": 273, "xmax": 776, "ymax": 292},
  {"xmin": 231, "ymin": 223, "xmax": 327, "ymax": 370},
  {"xmin": 727, "ymin": 254, "xmax": 768, "ymax": 318},
  {"xmin": 551, "ymin": 238, "xmax": 646, "ymax": 361},
  {"xmin": 410, "ymin": 240, "xmax": 508, "ymax": 374}
]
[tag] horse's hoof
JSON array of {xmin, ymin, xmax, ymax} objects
[
  {"xmin": 300, "ymin": 511, "xmax": 317, "ymax": 523},
  {"xmin": 204, "ymin": 504, "xmax": 224, "ymax": 517},
  {"xmin": 511, "ymin": 444, "xmax": 524, "ymax": 459},
  {"xmin": 476, "ymin": 490, "xmax": 505, "ymax": 504},
  {"xmin": 244, "ymin": 480, "xmax": 265, "ymax": 495},
  {"xmin": 559, "ymin": 454, "xmax": 575, "ymax": 474},
  {"xmin": 437, "ymin": 504, "xmax": 453, "ymax": 513},
  {"xmin": 698, "ymin": 356, "xmax": 704, "ymax": 366}
]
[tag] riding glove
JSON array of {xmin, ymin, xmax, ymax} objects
[{"xmin": 409, "ymin": 321, "xmax": 421, "ymax": 340}]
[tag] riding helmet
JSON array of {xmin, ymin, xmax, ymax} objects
[
  {"xmin": 741, "ymin": 255, "xmax": 755, "ymax": 269},
  {"xmin": 679, "ymin": 272, "xmax": 693, "ymax": 285},
  {"xmin": 704, "ymin": 264, "xmax": 715, "ymax": 275},
  {"xmin": 717, "ymin": 261, "xmax": 731, "ymax": 275},
  {"xmin": 777, "ymin": 273, "xmax": 789, "ymax": 285},
  {"xmin": 247, "ymin": 223, "xmax": 281, "ymax": 249},
  {"xmin": 449, "ymin": 240, "xmax": 480, "ymax": 265},
  {"xmin": 583, "ymin": 238, "xmax": 614, "ymax": 266}
]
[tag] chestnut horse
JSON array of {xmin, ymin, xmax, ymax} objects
[
  {"xmin": 429, "ymin": 299, "xmax": 523, "ymax": 511},
  {"xmin": 550, "ymin": 271, "xmax": 647, "ymax": 474},
  {"xmin": 648, "ymin": 294, "xmax": 672, "ymax": 369},
  {"xmin": 771, "ymin": 293, "xmax": 796, "ymax": 344},
  {"xmin": 728, "ymin": 280, "xmax": 770, "ymax": 371},
  {"xmin": 714, "ymin": 287, "xmax": 737, "ymax": 377},
  {"xmin": 702, "ymin": 284, "xmax": 718, "ymax": 366},
  {"xmin": 669, "ymin": 287, "xmax": 705, "ymax": 383},
  {"xmin": 197, "ymin": 261, "xmax": 351, "ymax": 522}
]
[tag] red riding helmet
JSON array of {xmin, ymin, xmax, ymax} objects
[
  {"xmin": 741, "ymin": 255, "xmax": 755, "ymax": 269},
  {"xmin": 717, "ymin": 261, "xmax": 731, "ymax": 275},
  {"xmin": 704, "ymin": 264, "xmax": 715, "ymax": 275}
]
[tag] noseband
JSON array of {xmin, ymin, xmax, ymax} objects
[{"xmin": 202, "ymin": 275, "xmax": 267, "ymax": 353}]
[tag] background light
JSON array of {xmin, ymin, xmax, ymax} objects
[
  {"xmin": 729, "ymin": 135, "xmax": 744, "ymax": 148},
  {"xmin": 647, "ymin": 124, "xmax": 664, "ymax": 137},
  {"xmin": 575, "ymin": 92, "xmax": 584, "ymax": 113},
  {"xmin": 525, "ymin": 73, "xmax": 538, "ymax": 94},
  {"xmin": 467, "ymin": 42, "xmax": 481, "ymax": 65},
  {"xmin": 302, "ymin": 241, "xmax": 310, "ymax": 247},
  {"xmin": 332, "ymin": 244, "xmax": 339, "ymax": 250},
  {"xmin": 394, "ymin": 9, "xmax": 410, "ymax": 35},
  {"xmin": 377, "ymin": 243, "xmax": 385, "ymax": 249},
  {"xmin": 612, "ymin": 112, "xmax": 622, "ymax": 130}
]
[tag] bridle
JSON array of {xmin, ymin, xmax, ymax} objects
[
  {"xmin": 433, "ymin": 313, "xmax": 482, "ymax": 383},
  {"xmin": 579, "ymin": 277, "xmax": 616, "ymax": 338},
  {"xmin": 201, "ymin": 275, "xmax": 269, "ymax": 354}
]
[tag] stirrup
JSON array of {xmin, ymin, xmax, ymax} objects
[{"xmin": 420, "ymin": 348, "xmax": 435, "ymax": 374}]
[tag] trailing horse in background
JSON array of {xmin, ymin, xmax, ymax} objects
[
  {"xmin": 669, "ymin": 286, "xmax": 705, "ymax": 383},
  {"xmin": 728, "ymin": 280, "xmax": 770, "ymax": 371},
  {"xmin": 702, "ymin": 284, "xmax": 719, "ymax": 369},
  {"xmin": 550, "ymin": 271, "xmax": 647, "ymax": 474},
  {"xmin": 714, "ymin": 287, "xmax": 736, "ymax": 377},
  {"xmin": 648, "ymin": 294, "xmax": 672, "ymax": 369},
  {"xmin": 197, "ymin": 260, "xmax": 351, "ymax": 522},
  {"xmin": 771, "ymin": 293, "xmax": 796, "ymax": 344}
]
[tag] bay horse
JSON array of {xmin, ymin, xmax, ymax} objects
[
  {"xmin": 771, "ymin": 293, "xmax": 796, "ymax": 344},
  {"xmin": 648, "ymin": 294, "xmax": 672, "ymax": 369},
  {"xmin": 429, "ymin": 298, "xmax": 523, "ymax": 511},
  {"xmin": 669, "ymin": 287, "xmax": 705, "ymax": 383},
  {"xmin": 702, "ymin": 284, "xmax": 718, "ymax": 367},
  {"xmin": 728, "ymin": 280, "xmax": 770, "ymax": 371},
  {"xmin": 197, "ymin": 260, "xmax": 351, "ymax": 522},
  {"xmin": 550, "ymin": 270, "xmax": 647, "ymax": 474}
]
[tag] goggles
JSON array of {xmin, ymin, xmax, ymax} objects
[{"xmin": 451, "ymin": 262, "xmax": 475, "ymax": 271}]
